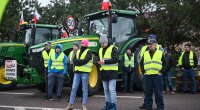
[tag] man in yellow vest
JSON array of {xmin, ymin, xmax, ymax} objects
[
  {"xmin": 178, "ymin": 43, "xmax": 198, "ymax": 93},
  {"xmin": 68, "ymin": 42, "xmax": 80, "ymax": 83},
  {"xmin": 97, "ymin": 34, "xmax": 118, "ymax": 110},
  {"xmin": 139, "ymin": 34, "xmax": 163, "ymax": 109},
  {"xmin": 122, "ymin": 47, "xmax": 135, "ymax": 93},
  {"xmin": 66, "ymin": 39, "xmax": 92, "ymax": 110},
  {"xmin": 140, "ymin": 39, "xmax": 166, "ymax": 110},
  {"xmin": 45, "ymin": 44, "xmax": 68, "ymax": 101},
  {"xmin": 42, "ymin": 42, "xmax": 54, "ymax": 95}
]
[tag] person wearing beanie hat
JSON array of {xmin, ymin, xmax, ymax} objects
[
  {"xmin": 66, "ymin": 38, "xmax": 92, "ymax": 110},
  {"xmin": 122, "ymin": 47, "xmax": 136, "ymax": 93},
  {"xmin": 139, "ymin": 39, "xmax": 166, "ymax": 110},
  {"xmin": 68, "ymin": 42, "xmax": 80, "ymax": 86},
  {"xmin": 42, "ymin": 41, "xmax": 54, "ymax": 98},
  {"xmin": 99, "ymin": 34, "xmax": 108, "ymax": 45},
  {"xmin": 81, "ymin": 38, "xmax": 89, "ymax": 47},
  {"xmin": 97, "ymin": 34, "xmax": 118, "ymax": 110}
]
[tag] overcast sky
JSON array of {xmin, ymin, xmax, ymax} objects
[{"xmin": 38, "ymin": 0, "xmax": 51, "ymax": 6}]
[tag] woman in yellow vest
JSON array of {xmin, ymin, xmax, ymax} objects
[
  {"xmin": 97, "ymin": 34, "xmax": 118, "ymax": 110},
  {"xmin": 45, "ymin": 44, "xmax": 68, "ymax": 101},
  {"xmin": 122, "ymin": 47, "xmax": 135, "ymax": 93},
  {"xmin": 178, "ymin": 43, "xmax": 198, "ymax": 93},
  {"xmin": 66, "ymin": 39, "xmax": 92, "ymax": 110},
  {"xmin": 140, "ymin": 39, "xmax": 166, "ymax": 110}
]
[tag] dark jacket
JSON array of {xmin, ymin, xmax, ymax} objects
[
  {"xmin": 140, "ymin": 49, "xmax": 166, "ymax": 74},
  {"xmin": 122, "ymin": 53, "xmax": 136, "ymax": 73},
  {"xmin": 165, "ymin": 53, "xmax": 176, "ymax": 72},
  {"xmin": 179, "ymin": 51, "xmax": 198, "ymax": 69},
  {"xmin": 73, "ymin": 47, "xmax": 92, "ymax": 74},
  {"xmin": 98, "ymin": 44, "xmax": 118, "ymax": 81}
]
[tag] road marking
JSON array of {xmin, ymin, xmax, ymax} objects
[
  {"xmin": 93, "ymin": 95, "xmax": 142, "ymax": 99},
  {"xmin": 0, "ymin": 105, "xmax": 81, "ymax": 110},
  {"xmin": 0, "ymin": 92, "xmax": 35, "ymax": 95}
]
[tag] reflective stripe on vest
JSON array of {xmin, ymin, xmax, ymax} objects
[
  {"xmin": 50, "ymin": 52, "xmax": 65, "ymax": 70},
  {"xmin": 143, "ymin": 50, "xmax": 163, "ymax": 75},
  {"xmin": 124, "ymin": 53, "xmax": 134, "ymax": 67},
  {"xmin": 99, "ymin": 45, "xmax": 118, "ymax": 71},
  {"xmin": 178, "ymin": 51, "xmax": 194, "ymax": 66},
  {"xmin": 74, "ymin": 49, "xmax": 93, "ymax": 72},
  {"xmin": 42, "ymin": 49, "xmax": 54, "ymax": 67}
]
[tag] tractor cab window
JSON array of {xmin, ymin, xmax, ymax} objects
[
  {"xmin": 90, "ymin": 17, "xmax": 135, "ymax": 46},
  {"xmin": 35, "ymin": 28, "xmax": 51, "ymax": 44},
  {"xmin": 90, "ymin": 18, "xmax": 108, "ymax": 35},
  {"xmin": 112, "ymin": 17, "xmax": 135, "ymax": 45},
  {"xmin": 52, "ymin": 29, "xmax": 60, "ymax": 40},
  {"xmin": 24, "ymin": 28, "xmax": 32, "ymax": 46}
]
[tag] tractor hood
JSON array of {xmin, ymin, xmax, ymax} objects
[{"xmin": 29, "ymin": 35, "xmax": 100, "ymax": 53}]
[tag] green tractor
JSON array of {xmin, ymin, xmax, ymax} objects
[
  {"xmin": 0, "ymin": 23, "xmax": 62, "ymax": 90},
  {"xmin": 0, "ymin": 9, "xmax": 146, "ymax": 94}
]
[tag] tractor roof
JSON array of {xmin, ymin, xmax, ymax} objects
[
  {"xmin": 84, "ymin": 9, "xmax": 139, "ymax": 20},
  {"xmin": 20, "ymin": 24, "xmax": 59, "ymax": 30}
]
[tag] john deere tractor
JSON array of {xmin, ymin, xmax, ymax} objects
[{"xmin": 0, "ymin": 9, "xmax": 146, "ymax": 94}]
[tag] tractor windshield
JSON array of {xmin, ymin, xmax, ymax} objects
[
  {"xmin": 24, "ymin": 27, "xmax": 60, "ymax": 46},
  {"xmin": 90, "ymin": 17, "xmax": 135, "ymax": 45}
]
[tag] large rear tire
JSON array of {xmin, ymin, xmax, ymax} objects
[{"xmin": 88, "ymin": 64, "xmax": 100, "ymax": 96}]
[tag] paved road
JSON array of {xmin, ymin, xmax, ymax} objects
[{"xmin": 0, "ymin": 86, "xmax": 200, "ymax": 110}]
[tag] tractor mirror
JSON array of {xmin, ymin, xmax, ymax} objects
[{"xmin": 111, "ymin": 14, "xmax": 118, "ymax": 23}]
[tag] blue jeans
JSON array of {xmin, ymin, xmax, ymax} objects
[
  {"xmin": 163, "ymin": 71, "xmax": 173, "ymax": 91},
  {"xmin": 48, "ymin": 73, "xmax": 64, "ymax": 97},
  {"xmin": 102, "ymin": 79, "xmax": 117, "ymax": 104},
  {"xmin": 69, "ymin": 73, "xmax": 89, "ymax": 104},
  {"xmin": 123, "ymin": 71, "xmax": 134, "ymax": 91},
  {"xmin": 142, "ymin": 75, "xmax": 147, "ymax": 107},
  {"xmin": 144, "ymin": 75, "xmax": 164, "ymax": 110},
  {"xmin": 183, "ymin": 69, "xmax": 196, "ymax": 92}
]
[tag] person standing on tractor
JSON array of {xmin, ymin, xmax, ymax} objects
[
  {"xmin": 162, "ymin": 48, "xmax": 175, "ymax": 95},
  {"xmin": 138, "ymin": 34, "xmax": 163, "ymax": 109},
  {"xmin": 122, "ymin": 47, "xmax": 136, "ymax": 93},
  {"xmin": 140, "ymin": 39, "xmax": 166, "ymax": 110},
  {"xmin": 178, "ymin": 43, "xmax": 198, "ymax": 94},
  {"xmin": 42, "ymin": 42, "xmax": 54, "ymax": 97},
  {"xmin": 66, "ymin": 38, "xmax": 92, "ymax": 110},
  {"xmin": 97, "ymin": 34, "xmax": 118, "ymax": 110},
  {"xmin": 45, "ymin": 44, "xmax": 68, "ymax": 101},
  {"xmin": 68, "ymin": 42, "xmax": 80, "ymax": 84}
]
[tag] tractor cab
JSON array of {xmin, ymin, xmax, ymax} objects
[
  {"xmin": 85, "ymin": 9, "xmax": 138, "ymax": 48},
  {"xmin": 20, "ymin": 23, "xmax": 61, "ymax": 47}
]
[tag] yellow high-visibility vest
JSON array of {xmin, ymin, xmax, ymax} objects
[
  {"xmin": 139, "ymin": 45, "xmax": 162, "ymax": 61},
  {"xmin": 99, "ymin": 45, "xmax": 118, "ymax": 71},
  {"xmin": 42, "ymin": 49, "xmax": 54, "ymax": 67},
  {"xmin": 74, "ymin": 49, "xmax": 93, "ymax": 72},
  {"xmin": 50, "ymin": 52, "xmax": 65, "ymax": 70},
  {"xmin": 69, "ymin": 50, "xmax": 74, "ymax": 63},
  {"xmin": 124, "ymin": 53, "xmax": 134, "ymax": 67},
  {"xmin": 178, "ymin": 51, "xmax": 194, "ymax": 66},
  {"xmin": 143, "ymin": 50, "xmax": 163, "ymax": 75}
]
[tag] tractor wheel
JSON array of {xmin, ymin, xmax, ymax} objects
[
  {"xmin": 88, "ymin": 64, "xmax": 100, "ymax": 96},
  {"xmin": 0, "ymin": 65, "xmax": 17, "ymax": 90}
]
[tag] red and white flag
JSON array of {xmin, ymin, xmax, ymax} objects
[
  {"xmin": 101, "ymin": 0, "xmax": 112, "ymax": 10},
  {"xmin": 18, "ymin": 11, "xmax": 24, "ymax": 30},
  {"xmin": 32, "ymin": 10, "xmax": 41, "ymax": 24}
]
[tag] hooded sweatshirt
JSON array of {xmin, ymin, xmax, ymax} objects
[{"xmin": 48, "ymin": 44, "xmax": 68, "ymax": 75}]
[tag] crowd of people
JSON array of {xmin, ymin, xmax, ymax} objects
[{"xmin": 41, "ymin": 33, "xmax": 198, "ymax": 110}]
